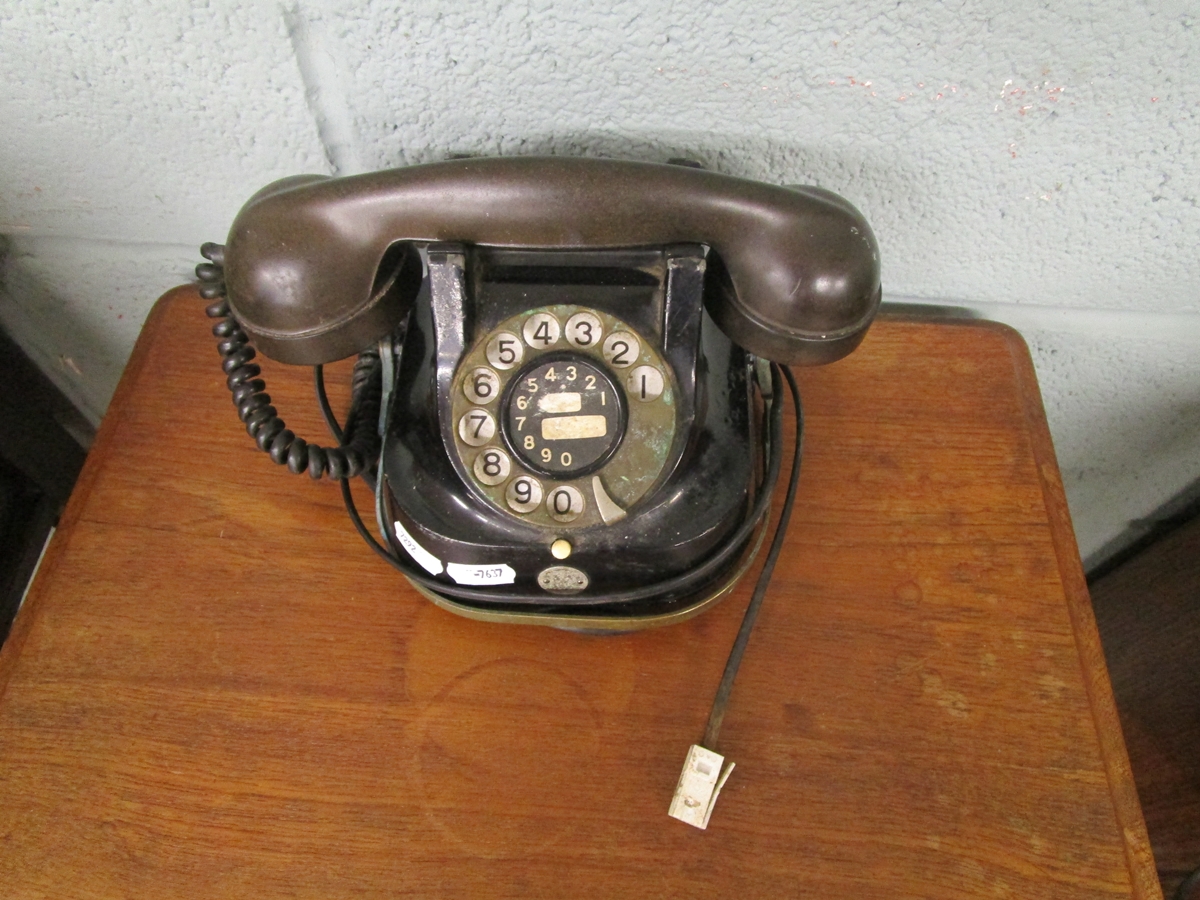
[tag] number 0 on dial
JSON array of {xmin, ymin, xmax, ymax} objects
[{"xmin": 546, "ymin": 485, "xmax": 585, "ymax": 522}]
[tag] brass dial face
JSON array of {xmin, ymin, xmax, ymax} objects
[{"xmin": 450, "ymin": 305, "xmax": 677, "ymax": 529}]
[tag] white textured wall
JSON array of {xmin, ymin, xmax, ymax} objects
[{"xmin": 1, "ymin": 1, "xmax": 1197, "ymax": 565}]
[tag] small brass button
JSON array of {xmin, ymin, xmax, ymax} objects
[{"xmin": 551, "ymin": 539, "xmax": 572, "ymax": 560}]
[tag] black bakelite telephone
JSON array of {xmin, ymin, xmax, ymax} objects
[{"xmin": 196, "ymin": 157, "xmax": 881, "ymax": 631}]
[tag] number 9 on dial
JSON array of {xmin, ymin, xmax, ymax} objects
[{"xmin": 505, "ymin": 475, "xmax": 543, "ymax": 513}]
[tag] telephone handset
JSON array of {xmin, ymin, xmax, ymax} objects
[{"xmin": 197, "ymin": 158, "xmax": 880, "ymax": 628}]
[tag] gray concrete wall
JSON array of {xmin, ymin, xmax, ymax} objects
[{"xmin": 2, "ymin": 0, "xmax": 1197, "ymax": 565}]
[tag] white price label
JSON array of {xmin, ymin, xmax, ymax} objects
[
  {"xmin": 393, "ymin": 520, "xmax": 443, "ymax": 575},
  {"xmin": 446, "ymin": 563, "xmax": 517, "ymax": 586}
]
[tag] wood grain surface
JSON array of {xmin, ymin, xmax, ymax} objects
[
  {"xmin": 1091, "ymin": 514, "xmax": 1200, "ymax": 898},
  {"xmin": 0, "ymin": 287, "xmax": 1159, "ymax": 899}
]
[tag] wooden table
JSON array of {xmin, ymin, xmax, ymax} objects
[{"xmin": 0, "ymin": 288, "xmax": 1160, "ymax": 898}]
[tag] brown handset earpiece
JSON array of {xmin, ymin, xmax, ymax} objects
[
  {"xmin": 198, "ymin": 156, "xmax": 881, "ymax": 626},
  {"xmin": 220, "ymin": 157, "xmax": 880, "ymax": 366}
]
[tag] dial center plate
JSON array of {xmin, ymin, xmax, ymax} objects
[{"xmin": 502, "ymin": 355, "xmax": 625, "ymax": 478}]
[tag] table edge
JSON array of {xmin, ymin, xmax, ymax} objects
[
  {"xmin": 0, "ymin": 293, "xmax": 1163, "ymax": 897},
  {"xmin": 993, "ymin": 320, "xmax": 1163, "ymax": 900},
  {"xmin": 0, "ymin": 285, "xmax": 195, "ymax": 703}
]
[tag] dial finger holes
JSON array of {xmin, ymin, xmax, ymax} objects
[
  {"xmin": 463, "ymin": 366, "xmax": 501, "ymax": 404},
  {"xmin": 486, "ymin": 332, "xmax": 524, "ymax": 370},
  {"xmin": 473, "ymin": 448, "xmax": 511, "ymax": 485},
  {"xmin": 546, "ymin": 485, "xmax": 585, "ymax": 522},
  {"xmin": 522, "ymin": 312, "xmax": 561, "ymax": 349},
  {"xmin": 565, "ymin": 312, "xmax": 603, "ymax": 348},
  {"xmin": 505, "ymin": 475, "xmax": 543, "ymax": 513},
  {"xmin": 458, "ymin": 409, "xmax": 496, "ymax": 446},
  {"xmin": 626, "ymin": 365, "xmax": 664, "ymax": 402},
  {"xmin": 602, "ymin": 332, "xmax": 639, "ymax": 368},
  {"xmin": 453, "ymin": 306, "xmax": 672, "ymax": 525}
]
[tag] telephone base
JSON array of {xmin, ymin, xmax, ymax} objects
[{"xmin": 402, "ymin": 511, "xmax": 768, "ymax": 632}]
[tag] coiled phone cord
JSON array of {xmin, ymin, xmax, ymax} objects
[
  {"xmin": 199, "ymin": 237, "xmax": 802, "ymax": 751},
  {"xmin": 197, "ymin": 238, "xmax": 804, "ymax": 659},
  {"xmin": 196, "ymin": 243, "xmax": 383, "ymax": 480}
]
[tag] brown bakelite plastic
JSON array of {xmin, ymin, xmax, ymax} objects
[{"xmin": 223, "ymin": 157, "xmax": 881, "ymax": 365}]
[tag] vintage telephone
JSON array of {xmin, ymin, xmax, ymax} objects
[{"xmin": 196, "ymin": 157, "xmax": 881, "ymax": 631}]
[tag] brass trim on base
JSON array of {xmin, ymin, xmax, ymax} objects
[{"xmin": 404, "ymin": 507, "xmax": 770, "ymax": 632}]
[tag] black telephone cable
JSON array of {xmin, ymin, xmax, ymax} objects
[
  {"xmin": 198, "ymin": 239, "xmax": 793, "ymax": 609},
  {"xmin": 703, "ymin": 364, "xmax": 803, "ymax": 750},
  {"xmin": 342, "ymin": 361, "xmax": 805, "ymax": 759}
]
